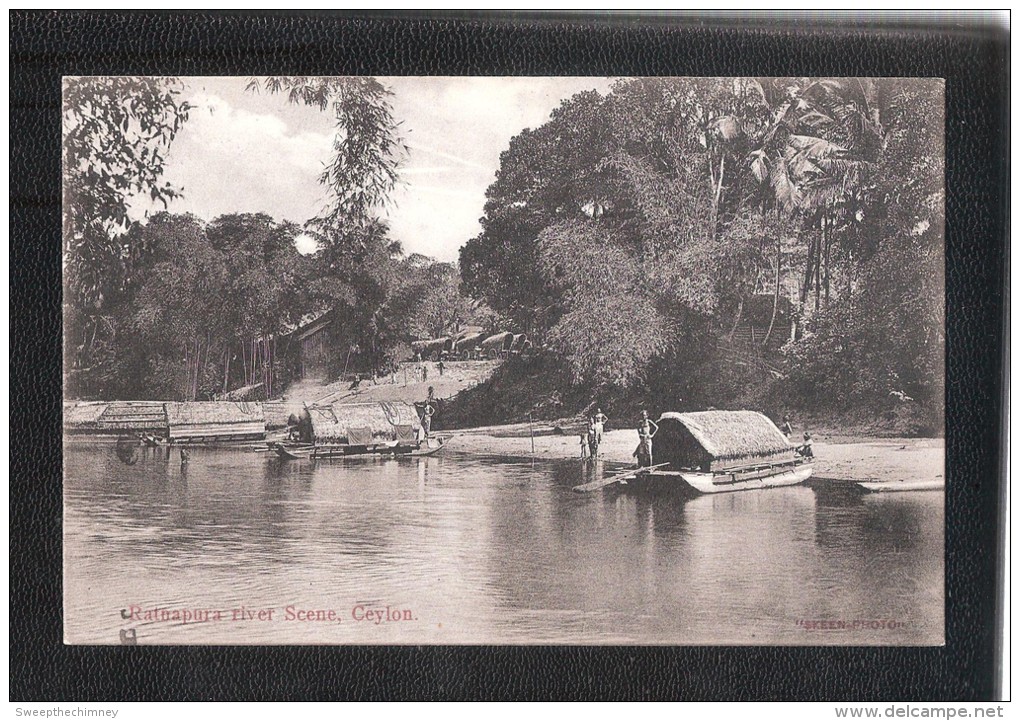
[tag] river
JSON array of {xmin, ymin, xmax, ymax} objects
[{"xmin": 63, "ymin": 444, "xmax": 944, "ymax": 645}]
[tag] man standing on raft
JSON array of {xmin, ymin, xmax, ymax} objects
[{"xmin": 634, "ymin": 410, "xmax": 658, "ymax": 468}]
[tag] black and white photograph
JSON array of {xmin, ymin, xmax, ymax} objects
[{"xmin": 62, "ymin": 74, "xmax": 946, "ymax": 646}]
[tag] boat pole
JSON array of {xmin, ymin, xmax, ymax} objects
[{"xmin": 529, "ymin": 412, "xmax": 535, "ymax": 455}]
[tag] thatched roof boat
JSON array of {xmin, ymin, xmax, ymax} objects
[
  {"xmin": 301, "ymin": 401, "xmax": 422, "ymax": 446},
  {"xmin": 646, "ymin": 410, "xmax": 811, "ymax": 493},
  {"xmin": 64, "ymin": 402, "xmax": 110, "ymax": 433},
  {"xmin": 263, "ymin": 400, "xmax": 305, "ymax": 430},
  {"xmin": 64, "ymin": 401, "xmax": 168, "ymax": 435},
  {"xmin": 165, "ymin": 402, "xmax": 265, "ymax": 443}
]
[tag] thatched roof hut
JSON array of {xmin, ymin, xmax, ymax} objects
[
  {"xmin": 263, "ymin": 400, "xmax": 305, "ymax": 430},
  {"xmin": 63, "ymin": 401, "xmax": 169, "ymax": 435},
  {"xmin": 654, "ymin": 410, "xmax": 795, "ymax": 472},
  {"xmin": 63, "ymin": 402, "xmax": 111, "ymax": 433},
  {"xmin": 100, "ymin": 401, "xmax": 169, "ymax": 433},
  {"xmin": 302, "ymin": 401, "xmax": 422, "ymax": 445},
  {"xmin": 165, "ymin": 402, "xmax": 265, "ymax": 442}
]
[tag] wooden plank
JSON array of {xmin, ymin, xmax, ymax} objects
[{"xmin": 572, "ymin": 463, "xmax": 670, "ymax": 493}]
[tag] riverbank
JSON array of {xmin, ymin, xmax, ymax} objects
[{"xmin": 444, "ymin": 426, "xmax": 944, "ymax": 485}]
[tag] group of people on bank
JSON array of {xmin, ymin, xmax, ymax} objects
[
  {"xmin": 580, "ymin": 408, "xmax": 658, "ymax": 466},
  {"xmin": 579, "ymin": 408, "xmax": 610, "ymax": 459}
]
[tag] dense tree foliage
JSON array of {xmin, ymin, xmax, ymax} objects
[
  {"xmin": 461, "ymin": 77, "xmax": 945, "ymax": 429},
  {"xmin": 63, "ymin": 77, "xmax": 192, "ymax": 390},
  {"xmin": 64, "ymin": 76, "xmax": 421, "ymax": 398}
]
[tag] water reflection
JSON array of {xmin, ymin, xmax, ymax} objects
[{"xmin": 63, "ymin": 446, "xmax": 943, "ymax": 645}]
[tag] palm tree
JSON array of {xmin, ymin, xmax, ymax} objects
[{"xmin": 737, "ymin": 77, "xmax": 882, "ymax": 345}]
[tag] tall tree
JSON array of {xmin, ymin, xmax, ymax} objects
[
  {"xmin": 246, "ymin": 76, "xmax": 404, "ymax": 229},
  {"xmin": 62, "ymin": 77, "xmax": 191, "ymax": 391},
  {"xmin": 460, "ymin": 90, "xmax": 622, "ymax": 333},
  {"xmin": 537, "ymin": 221, "xmax": 673, "ymax": 389}
]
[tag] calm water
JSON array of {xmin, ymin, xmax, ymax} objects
[{"xmin": 63, "ymin": 444, "xmax": 944, "ymax": 645}]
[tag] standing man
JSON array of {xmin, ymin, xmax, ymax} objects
[
  {"xmin": 437, "ymin": 359, "xmax": 445, "ymax": 377},
  {"xmin": 635, "ymin": 410, "xmax": 659, "ymax": 467},
  {"xmin": 781, "ymin": 414, "xmax": 793, "ymax": 438},
  {"xmin": 592, "ymin": 407, "xmax": 608, "ymax": 450},
  {"xmin": 421, "ymin": 401, "xmax": 436, "ymax": 439}
]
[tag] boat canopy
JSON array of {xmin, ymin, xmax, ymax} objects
[
  {"xmin": 654, "ymin": 410, "xmax": 795, "ymax": 472},
  {"xmin": 302, "ymin": 401, "xmax": 422, "ymax": 445}
]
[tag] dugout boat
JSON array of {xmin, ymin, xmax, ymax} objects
[
  {"xmin": 644, "ymin": 410, "xmax": 812, "ymax": 493},
  {"xmin": 271, "ymin": 400, "xmax": 446, "ymax": 460}
]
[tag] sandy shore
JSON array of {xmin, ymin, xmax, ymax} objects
[{"xmin": 442, "ymin": 426, "xmax": 944, "ymax": 485}]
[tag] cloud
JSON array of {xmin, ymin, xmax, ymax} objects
[
  {"xmin": 146, "ymin": 92, "xmax": 333, "ymax": 225},
  {"xmin": 404, "ymin": 140, "xmax": 491, "ymax": 172},
  {"xmin": 397, "ymin": 165, "xmax": 460, "ymax": 176},
  {"xmin": 137, "ymin": 77, "xmax": 616, "ymax": 262}
]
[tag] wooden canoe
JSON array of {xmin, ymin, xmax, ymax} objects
[
  {"xmin": 646, "ymin": 461, "xmax": 813, "ymax": 494},
  {"xmin": 856, "ymin": 479, "xmax": 944, "ymax": 493},
  {"xmin": 273, "ymin": 437, "xmax": 447, "ymax": 461},
  {"xmin": 272, "ymin": 443, "xmax": 315, "ymax": 460}
]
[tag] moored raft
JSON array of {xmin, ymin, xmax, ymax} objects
[
  {"xmin": 645, "ymin": 410, "xmax": 812, "ymax": 493},
  {"xmin": 276, "ymin": 400, "xmax": 444, "ymax": 459},
  {"xmin": 165, "ymin": 401, "xmax": 266, "ymax": 444},
  {"xmin": 64, "ymin": 400, "xmax": 168, "ymax": 436}
]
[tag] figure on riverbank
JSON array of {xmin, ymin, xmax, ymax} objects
[
  {"xmin": 634, "ymin": 410, "xmax": 658, "ymax": 467},
  {"xmin": 797, "ymin": 432, "xmax": 814, "ymax": 458},
  {"xmin": 579, "ymin": 433, "xmax": 590, "ymax": 459},
  {"xmin": 421, "ymin": 401, "xmax": 435, "ymax": 438},
  {"xmin": 592, "ymin": 408, "xmax": 608, "ymax": 447},
  {"xmin": 587, "ymin": 417, "xmax": 599, "ymax": 458},
  {"xmin": 781, "ymin": 414, "xmax": 793, "ymax": 438}
]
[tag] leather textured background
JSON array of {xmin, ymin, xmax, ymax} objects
[{"xmin": 9, "ymin": 11, "xmax": 1009, "ymax": 701}]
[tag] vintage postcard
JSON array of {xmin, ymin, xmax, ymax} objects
[{"xmin": 62, "ymin": 75, "xmax": 945, "ymax": 645}]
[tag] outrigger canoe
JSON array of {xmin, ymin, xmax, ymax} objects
[
  {"xmin": 272, "ymin": 436, "xmax": 446, "ymax": 461},
  {"xmin": 646, "ymin": 458, "xmax": 813, "ymax": 494}
]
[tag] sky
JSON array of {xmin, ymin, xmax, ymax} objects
[{"xmin": 147, "ymin": 76, "xmax": 614, "ymax": 261}]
